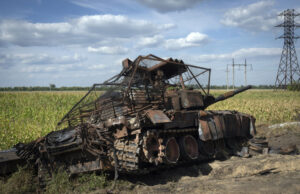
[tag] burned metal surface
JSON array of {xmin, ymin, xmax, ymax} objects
[
  {"xmin": 198, "ymin": 111, "xmax": 255, "ymax": 141},
  {"xmin": 0, "ymin": 54, "xmax": 258, "ymax": 180},
  {"xmin": 145, "ymin": 110, "xmax": 171, "ymax": 124}
]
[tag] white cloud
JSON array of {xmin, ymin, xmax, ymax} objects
[
  {"xmin": 21, "ymin": 64, "xmax": 74, "ymax": 73},
  {"xmin": 0, "ymin": 53, "xmax": 84, "ymax": 68},
  {"xmin": 87, "ymin": 64, "xmax": 106, "ymax": 70},
  {"xmin": 136, "ymin": 35, "xmax": 163, "ymax": 48},
  {"xmin": 221, "ymin": 0, "xmax": 279, "ymax": 31},
  {"xmin": 135, "ymin": 0, "xmax": 203, "ymax": 13},
  {"xmin": 87, "ymin": 46, "xmax": 128, "ymax": 55},
  {"xmin": 164, "ymin": 32, "xmax": 209, "ymax": 50},
  {"xmin": 20, "ymin": 62, "xmax": 108, "ymax": 73},
  {"xmin": 0, "ymin": 15, "xmax": 174, "ymax": 47},
  {"xmin": 135, "ymin": 32, "xmax": 209, "ymax": 50},
  {"xmin": 194, "ymin": 48, "xmax": 281, "ymax": 63}
]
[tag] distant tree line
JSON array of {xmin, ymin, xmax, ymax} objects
[
  {"xmin": 209, "ymin": 85, "xmax": 276, "ymax": 89},
  {"xmin": 287, "ymin": 81, "xmax": 300, "ymax": 91},
  {"xmin": 0, "ymin": 84, "xmax": 279, "ymax": 91}
]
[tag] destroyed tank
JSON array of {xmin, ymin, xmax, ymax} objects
[{"xmin": 0, "ymin": 54, "xmax": 256, "ymax": 178}]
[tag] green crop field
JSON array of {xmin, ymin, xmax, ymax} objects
[{"xmin": 0, "ymin": 90, "xmax": 300, "ymax": 150}]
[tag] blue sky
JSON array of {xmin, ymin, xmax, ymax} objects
[{"xmin": 0, "ymin": 0, "xmax": 299, "ymax": 87}]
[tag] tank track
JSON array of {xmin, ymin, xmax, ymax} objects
[
  {"xmin": 113, "ymin": 140, "xmax": 141, "ymax": 172},
  {"xmin": 112, "ymin": 128, "xmax": 249, "ymax": 173}
]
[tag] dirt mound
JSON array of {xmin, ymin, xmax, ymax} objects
[{"xmin": 118, "ymin": 154, "xmax": 300, "ymax": 194}]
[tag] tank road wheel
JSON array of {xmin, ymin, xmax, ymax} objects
[
  {"xmin": 179, "ymin": 135, "xmax": 199, "ymax": 161},
  {"xmin": 163, "ymin": 137, "xmax": 180, "ymax": 164},
  {"xmin": 142, "ymin": 130, "xmax": 160, "ymax": 164}
]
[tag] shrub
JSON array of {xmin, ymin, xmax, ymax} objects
[
  {"xmin": 0, "ymin": 166, "xmax": 37, "ymax": 194},
  {"xmin": 287, "ymin": 81, "xmax": 300, "ymax": 91}
]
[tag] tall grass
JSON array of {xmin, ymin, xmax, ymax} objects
[
  {"xmin": 0, "ymin": 92, "xmax": 84, "ymax": 149},
  {"xmin": 0, "ymin": 90, "xmax": 299, "ymax": 150},
  {"xmin": 208, "ymin": 90, "xmax": 300, "ymax": 124}
]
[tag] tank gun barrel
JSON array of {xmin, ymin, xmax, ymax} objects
[
  {"xmin": 214, "ymin": 85, "xmax": 252, "ymax": 103},
  {"xmin": 204, "ymin": 85, "xmax": 252, "ymax": 108}
]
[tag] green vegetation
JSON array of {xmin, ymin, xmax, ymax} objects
[
  {"xmin": 208, "ymin": 90, "xmax": 300, "ymax": 125},
  {"xmin": 0, "ymin": 166, "xmax": 37, "ymax": 194},
  {"xmin": 0, "ymin": 166, "xmax": 111, "ymax": 194},
  {"xmin": 0, "ymin": 92, "xmax": 84, "ymax": 149},
  {"xmin": 0, "ymin": 90, "xmax": 300, "ymax": 150},
  {"xmin": 45, "ymin": 170, "xmax": 109, "ymax": 194},
  {"xmin": 0, "ymin": 90, "xmax": 299, "ymax": 193},
  {"xmin": 287, "ymin": 81, "xmax": 300, "ymax": 91}
]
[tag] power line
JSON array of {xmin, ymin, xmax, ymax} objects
[
  {"xmin": 275, "ymin": 9, "xmax": 300, "ymax": 89},
  {"xmin": 226, "ymin": 64, "xmax": 229, "ymax": 90},
  {"xmin": 227, "ymin": 58, "xmax": 252, "ymax": 89},
  {"xmin": 238, "ymin": 59, "xmax": 253, "ymax": 86}
]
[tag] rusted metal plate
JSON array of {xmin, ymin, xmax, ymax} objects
[
  {"xmin": 218, "ymin": 114, "xmax": 228, "ymax": 138},
  {"xmin": 164, "ymin": 111, "xmax": 197, "ymax": 129},
  {"xmin": 199, "ymin": 110, "xmax": 208, "ymax": 117},
  {"xmin": 213, "ymin": 115, "xmax": 224, "ymax": 138},
  {"xmin": 224, "ymin": 114, "xmax": 238, "ymax": 138},
  {"xmin": 180, "ymin": 90, "xmax": 204, "ymax": 109},
  {"xmin": 0, "ymin": 149, "xmax": 25, "ymax": 175},
  {"xmin": 235, "ymin": 114, "xmax": 242, "ymax": 137},
  {"xmin": 114, "ymin": 126, "xmax": 128, "ymax": 139},
  {"xmin": 250, "ymin": 118, "xmax": 256, "ymax": 136},
  {"xmin": 178, "ymin": 111, "xmax": 197, "ymax": 128},
  {"xmin": 171, "ymin": 96, "xmax": 181, "ymax": 110},
  {"xmin": 199, "ymin": 120, "xmax": 212, "ymax": 141},
  {"xmin": 69, "ymin": 159, "xmax": 107, "ymax": 174},
  {"xmin": 198, "ymin": 111, "xmax": 254, "ymax": 140},
  {"xmin": 207, "ymin": 118, "xmax": 218, "ymax": 140},
  {"xmin": 240, "ymin": 114, "xmax": 250, "ymax": 137},
  {"xmin": 146, "ymin": 110, "xmax": 171, "ymax": 124}
]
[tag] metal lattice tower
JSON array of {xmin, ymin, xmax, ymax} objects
[{"xmin": 275, "ymin": 9, "xmax": 300, "ymax": 89}]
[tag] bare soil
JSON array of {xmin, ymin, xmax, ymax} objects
[{"xmin": 98, "ymin": 124, "xmax": 300, "ymax": 194}]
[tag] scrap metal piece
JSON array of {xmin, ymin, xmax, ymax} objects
[
  {"xmin": 145, "ymin": 110, "xmax": 171, "ymax": 124},
  {"xmin": 199, "ymin": 120, "xmax": 213, "ymax": 141},
  {"xmin": 179, "ymin": 90, "xmax": 204, "ymax": 109},
  {"xmin": 236, "ymin": 147, "xmax": 250, "ymax": 158},
  {"xmin": 0, "ymin": 148, "xmax": 25, "ymax": 175},
  {"xmin": 142, "ymin": 130, "xmax": 160, "ymax": 164},
  {"xmin": 213, "ymin": 115, "xmax": 224, "ymax": 139}
]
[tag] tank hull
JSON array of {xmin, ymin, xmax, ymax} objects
[{"xmin": 6, "ymin": 110, "xmax": 255, "ymax": 177}]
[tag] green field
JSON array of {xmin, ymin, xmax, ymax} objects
[{"xmin": 0, "ymin": 90, "xmax": 300, "ymax": 150}]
